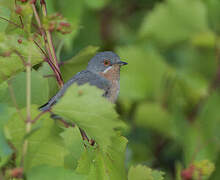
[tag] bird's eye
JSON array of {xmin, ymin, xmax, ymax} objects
[{"xmin": 103, "ymin": 59, "xmax": 111, "ymax": 66}]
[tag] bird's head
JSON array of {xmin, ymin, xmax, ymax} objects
[{"xmin": 86, "ymin": 51, "xmax": 127, "ymax": 74}]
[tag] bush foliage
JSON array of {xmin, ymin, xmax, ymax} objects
[{"xmin": 0, "ymin": 0, "xmax": 220, "ymax": 179}]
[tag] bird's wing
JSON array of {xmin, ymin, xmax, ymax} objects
[{"xmin": 39, "ymin": 70, "xmax": 111, "ymax": 111}]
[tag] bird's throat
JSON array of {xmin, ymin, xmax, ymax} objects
[
  {"xmin": 100, "ymin": 64, "xmax": 120, "ymax": 103},
  {"xmin": 100, "ymin": 64, "xmax": 120, "ymax": 81}
]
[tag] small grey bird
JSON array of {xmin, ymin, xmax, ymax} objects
[{"xmin": 40, "ymin": 51, "xmax": 127, "ymax": 111}]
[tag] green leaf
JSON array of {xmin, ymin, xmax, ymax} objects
[
  {"xmin": 139, "ymin": 0, "xmax": 209, "ymax": 46},
  {"xmin": 183, "ymin": 92, "xmax": 220, "ymax": 163},
  {"xmin": 180, "ymin": 92, "xmax": 220, "ymax": 165},
  {"xmin": 37, "ymin": 62, "xmax": 59, "ymax": 98},
  {"xmin": 5, "ymin": 2, "xmax": 33, "ymax": 35},
  {"xmin": 196, "ymin": 93, "xmax": 220, "ymax": 147},
  {"xmin": 1, "ymin": 70, "xmax": 49, "ymax": 108},
  {"xmin": 210, "ymin": 156, "xmax": 220, "ymax": 179},
  {"xmin": 5, "ymin": 105, "xmax": 66, "ymax": 170},
  {"xmin": 27, "ymin": 165, "xmax": 86, "ymax": 180},
  {"xmin": 85, "ymin": 0, "xmax": 109, "ymax": 10},
  {"xmin": 0, "ymin": 6, "xmax": 11, "ymax": 32},
  {"xmin": 205, "ymin": 0, "xmax": 220, "ymax": 33},
  {"xmin": 0, "ymin": 103, "xmax": 15, "ymax": 167},
  {"xmin": 60, "ymin": 46, "xmax": 99, "ymax": 82},
  {"xmin": 60, "ymin": 127, "xmax": 85, "ymax": 169},
  {"xmin": 116, "ymin": 45, "xmax": 169, "ymax": 101},
  {"xmin": 53, "ymin": 84, "xmax": 123, "ymax": 151},
  {"xmin": 0, "ymin": 34, "xmax": 43, "ymax": 83},
  {"xmin": 181, "ymin": 125, "xmax": 216, "ymax": 166},
  {"xmin": 76, "ymin": 136, "xmax": 128, "ymax": 180},
  {"xmin": 128, "ymin": 165, "xmax": 164, "ymax": 180}
]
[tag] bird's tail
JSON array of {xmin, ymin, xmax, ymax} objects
[{"xmin": 38, "ymin": 102, "xmax": 51, "ymax": 111}]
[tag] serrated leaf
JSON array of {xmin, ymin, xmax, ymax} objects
[
  {"xmin": 60, "ymin": 46, "xmax": 99, "ymax": 82},
  {"xmin": 5, "ymin": 105, "xmax": 66, "ymax": 170},
  {"xmin": 53, "ymin": 84, "xmax": 123, "ymax": 151},
  {"xmin": 27, "ymin": 165, "xmax": 87, "ymax": 180},
  {"xmin": 76, "ymin": 136, "xmax": 128, "ymax": 180},
  {"xmin": 5, "ymin": 2, "xmax": 33, "ymax": 35},
  {"xmin": 0, "ymin": 34, "xmax": 43, "ymax": 83},
  {"xmin": 1, "ymin": 70, "xmax": 49, "ymax": 108},
  {"xmin": 128, "ymin": 165, "xmax": 164, "ymax": 180}
]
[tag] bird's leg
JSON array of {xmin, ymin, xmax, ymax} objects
[
  {"xmin": 50, "ymin": 113, "xmax": 75, "ymax": 128},
  {"xmin": 79, "ymin": 128, "xmax": 89, "ymax": 141},
  {"xmin": 79, "ymin": 128, "xmax": 96, "ymax": 146},
  {"xmin": 50, "ymin": 113, "xmax": 94, "ymax": 146}
]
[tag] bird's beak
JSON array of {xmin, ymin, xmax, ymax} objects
[{"xmin": 116, "ymin": 61, "xmax": 128, "ymax": 66}]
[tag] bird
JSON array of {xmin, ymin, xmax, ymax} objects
[{"xmin": 39, "ymin": 51, "xmax": 127, "ymax": 111}]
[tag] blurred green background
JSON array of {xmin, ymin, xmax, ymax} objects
[
  {"xmin": 44, "ymin": 0, "xmax": 220, "ymax": 179},
  {"xmin": 5, "ymin": 0, "xmax": 220, "ymax": 179}
]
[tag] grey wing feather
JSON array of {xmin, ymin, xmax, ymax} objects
[{"xmin": 39, "ymin": 70, "xmax": 110, "ymax": 111}]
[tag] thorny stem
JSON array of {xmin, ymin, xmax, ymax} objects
[
  {"xmin": 41, "ymin": 1, "xmax": 59, "ymax": 67},
  {"xmin": 31, "ymin": 3, "xmax": 63, "ymax": 87},
  {"xmin": 47, "ymin": 32, "xmax": 60, "ymax": 68},
  {"xmin": 20, "ymin": 54, "xmax": 32, "ymax": 167},
  {"xmin": 33, "ymin": 40, "xmax": 48, "ymax": 58}
]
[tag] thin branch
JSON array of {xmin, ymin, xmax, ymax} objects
[
  {"xmin": 79, "ymin": 128, "xmax": 89, "ymax": 142},
  {"xmin": 47, "ymin": 32, "xmax": 60, "ymax": 67},
  {"xmin": 30, "ymin": 110, "xmax": 48, "ymax": 124},
  {"xmin": 50, "ymin": 113, "xmax": 75, "ymax": 128},
  {"xmin": 31, "ymin": 3, "xmax": 63, "ymax": 87},
  {"xmin": 0, "ymin": 16, "xmax": 22, "ymax": 29},
  {"xmin": 40, "ymin": 1, "xmax": 62, "ymax": 82},
  {"xmin": 33, "ymin": 40, "xmax": 48, "ymax": 58},
  {"xmin": 44, "ymin": 57, "xmax": 64, "ymax": 83},
  {"xmin": 20, "ymin": 54, "xmax": 32, "ymax": 167},
  {"xmin": 19, "ymin": 16, "xmax": 24, "ymax": 29},
  {"xmin": 13, "ymin": 50, "xmax": 27, "ymax": 66},
  {"xmin": 43, "ymin": 74, "xmax": 56, "ymax": 78}
]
